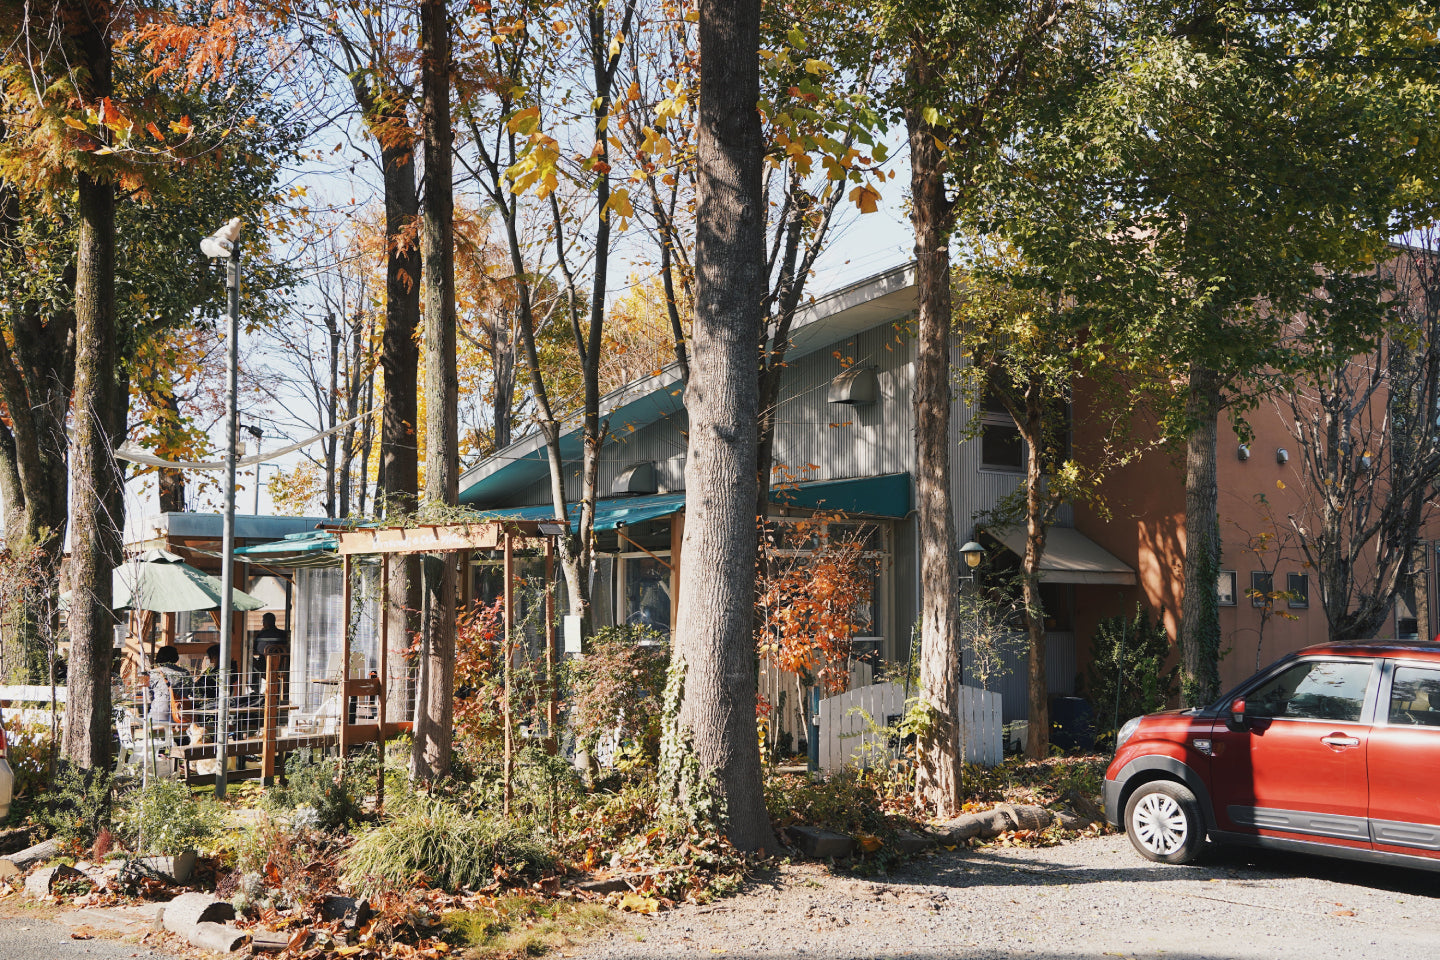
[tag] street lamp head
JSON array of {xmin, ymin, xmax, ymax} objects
[
  {"xmin": 201, "ymin": 217, "xmax": 243, "ymax": 258},
  {"xmin": 960, "ymin": 540, "xmax": 985, "ymax": 569}
]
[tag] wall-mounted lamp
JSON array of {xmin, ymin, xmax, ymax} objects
[
  {"xmin": 1276, "ymin": 447, "xmax": 1289, "ymax": 464},
  {"xmin": 827, "ymin": 366, "xmax": 878, "ymax": 406},
  {"xmin": 960, "ymin": 540, "xmax": 985, "ymax": 569},
  {"xmin": 1237, "ymin": 444, "xmax": 1250, "ymax": 461},
  {"xmin": 1358, "ymin": 454, "xmax": 1372, "ymax": 473}
]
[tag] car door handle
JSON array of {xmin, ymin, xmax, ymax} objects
[{"xmin": 1320, "ymin": 735, "xmax": 1360, "ymax": 747}]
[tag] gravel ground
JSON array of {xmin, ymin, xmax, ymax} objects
[
  {"xmin": 572, "ymin": 834, "xmax": 1440, "ymax": 960},
  {"xmin": 0, "ymin": 918, "xmax": 171, "ymax": 960}
]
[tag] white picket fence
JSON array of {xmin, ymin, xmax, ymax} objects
[
  {"xmin": 0, "ymin": 684, "xmax": 66, "ymax": 729},
  {"xmin": 815, "ymin": 681, "xmax": 1004, "ymax": 773}
]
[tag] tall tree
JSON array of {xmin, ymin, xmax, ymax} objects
[
  {"xmin": 667, "ymin": 0, "xmax": 773, "ymax": 852},
  {"xmin": 1282, "ymin": 235, "xmax": 1440, "ymax": 641},
  {"xmin": 992, "ymin": 0, "xmax": 1440, "ymax": 705},
  {"xmin": 64, "ymin": 0, "xmax": 121, "ymax": 769},
  {"xmin": 413, "ymin": 0, "xmax": 460, "ymax": 781},
  {"xmin": 870, "ymin": 0, "xmax": 1075, "ymax": 816}
]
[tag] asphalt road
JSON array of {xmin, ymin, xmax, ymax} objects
[
  {"xmin": 0, "ymin": 918, "xmax": 172, "ymax": 960},
  {"xmin": 573, "ymin": 833, "xmax": 1440, "ymax": 960}
]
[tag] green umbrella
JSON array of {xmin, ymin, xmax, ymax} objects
[{"xmin": 112, "ymin": 549, "xmax": 266, "ymax": 613}]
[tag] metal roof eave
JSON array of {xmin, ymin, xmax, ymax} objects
[{"xmin": 458, "ymin": 263, "xmax": 918, "ymax": 506}]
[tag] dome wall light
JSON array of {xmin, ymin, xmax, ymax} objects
[
  {"xmin": 1276, "ymin": 448, "xmax": 1289, "ymax": 464},
  {"xmin": 1237, "ymin": 444, "xmax": 1250, "ymax": 461}
]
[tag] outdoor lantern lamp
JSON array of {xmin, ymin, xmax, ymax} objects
[
  {"xmin": 960, "ymin": 540, "xmax": 985, "ymax": 569},
  {"xmin": 202, "ymin": 216, "xmax": 242, "ymax": 800}
]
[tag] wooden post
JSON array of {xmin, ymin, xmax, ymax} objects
[
  {"xmin": 262, "ymin": 653, "xmax": 279, "ymax": 783},
  {"xmin": 502, "ymin": 530, "xmax": 514, "ymax": 817},
  {"xmin": 377, "ymin": 554, "xmax": 389, "ymax": 811},
  {"xmin": 545, "ymin": 537, "xmax": 557, "ymax": 755},
  {"xmin": 669, "ymin": 511, "xmax": 684, "ymax": 634},
  {"xmin": 340, "ymin": 555, "xmax": 352, "ymax": 766}
]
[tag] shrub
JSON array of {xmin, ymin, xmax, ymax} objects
[
  {"xmin": 32, "ymin": 762, "xmax": 114, "ymax": 850},
  {"xmin": 342, "ymin": 795, "xmax": 554, "ymax": 895},
  {"xmin": 565, "ymin": 626, "xmax": 669, "ymax": 764},
  {"xmin": 1085, "ymin": 607, "xmax": 1178, "ymax": 742},
  {"xmin": 2, "ymin": 718, "xmax": 52, "ymax": 812},
  {"xmin": 266, "ymin": 752, "xmax": 365, "ymax": 831},
  {"xmin": 114, "ymin": 779, "xmax": 225, "ymax": 856}
]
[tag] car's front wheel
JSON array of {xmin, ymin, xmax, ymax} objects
[{"xmin": 1123, "ymin": 780, "xmax": 1205, "ymax": 864}]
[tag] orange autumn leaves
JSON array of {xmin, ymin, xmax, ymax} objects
[{"xmin": 757, "ymin": 516, "xmax": 876, "ymax": 695}]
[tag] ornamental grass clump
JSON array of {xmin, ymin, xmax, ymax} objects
[{"xmin": 342, "ymin": 795, "xmax": 554, "ymax": 895}]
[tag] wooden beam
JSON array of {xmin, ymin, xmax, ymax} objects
[
  {"xmin": 502, "ymin": 531, "xmax": 514, "ymax": 817},
  {"xmin": 377, "ymin": 553, "xmax": 388, "ymax": 811},
  {"xmin": 616, "ymin": 529, "xmax": 673, "ymax": 572}
]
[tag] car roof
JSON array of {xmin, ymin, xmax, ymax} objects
[{"xmin": 1297, "ymin": 640, "xmax": 1440, "ymax": 662}]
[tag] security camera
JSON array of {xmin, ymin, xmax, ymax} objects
[{"xmin": 200, "ymin": 217, "xmax": 242, "ymax": 258}]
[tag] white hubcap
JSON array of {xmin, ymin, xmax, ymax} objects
[{"xmin": 1133, "ymin": 793, "xmax": 1188, "ymax": 855}]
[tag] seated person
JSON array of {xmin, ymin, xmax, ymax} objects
[
  {"xmin": 251, "ymin": 612, "xmax": 290, "ymax": 701},
  {"xmin": 146, "ymin": 646, "xmax": 194, "ymax": 739}
]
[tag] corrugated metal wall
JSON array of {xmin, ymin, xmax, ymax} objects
[
  {"xmin": 963, "ymin": 630, "xmax": 1078, "ymax": 722},
  {"xmin": 767, "ymin": 319, "xmax": 917, "ymax": 484}
]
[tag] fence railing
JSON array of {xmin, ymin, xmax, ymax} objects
[
  {"xmin": 0, "ymin": 684, "xmax": 66, "ymax": 729},
  {"xmin": 814, "ymin": 681, "xmax": 1005, "ymax": 773}
]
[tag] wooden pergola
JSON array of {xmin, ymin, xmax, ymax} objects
[{"xmin": 334, "ymin": 519, "xmax": 568, "ymax": 809}]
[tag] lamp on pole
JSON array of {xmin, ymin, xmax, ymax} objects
[{"xmin": 202, "ymin": 216, "xmax": 242, "ymax": 800}]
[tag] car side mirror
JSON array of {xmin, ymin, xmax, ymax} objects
[{"xmin": 1226, "ymin": 697, "xmax": 1247, "ymax": 731}]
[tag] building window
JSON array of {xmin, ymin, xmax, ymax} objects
[
  {"xmin": 1217, "ymin": 570, "xmax": 1237, "ymax": 606},
  {"xmin": 1250, "ymin": 571, "xmax": 1273, "ymax": 608},
  {"xmin": 1287, "ymin": 572, "xmax": 1309, "ymax": 609},
  {"xmin": 980, "ymin": 422, "xmax": 1025, "ymax": 470}
]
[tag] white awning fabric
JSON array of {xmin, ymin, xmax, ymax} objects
[{"xmin": 990, "ymin": 526, "xmax": 1137, "ymax": 586}]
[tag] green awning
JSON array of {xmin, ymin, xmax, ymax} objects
[
  {"xmin": 234, "ymin": 530, "xmax": 338, "ymax": 556},
  {"xmin": 468, "ymin": 492, "xmax": 688, "ymax": 532},
  {"xmin": 769, "ymin": 473, "xmax": 911, "ymax": 518}
]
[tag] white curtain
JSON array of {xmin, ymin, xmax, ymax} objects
[{"xmin": 291, "ymin": 565, "xmax": 380, "ymax": 714}]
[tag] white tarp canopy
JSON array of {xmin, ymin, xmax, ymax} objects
[{"xmin": 990, "ymin": 526, "xmax": 1137, "ymax": 586}]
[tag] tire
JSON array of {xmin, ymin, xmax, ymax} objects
[{"xmin": 1123, "ymin": 780, "xmax": 1205, "ymax": 865}]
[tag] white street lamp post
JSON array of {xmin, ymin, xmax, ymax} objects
[{"xmin": 202, "ymin": 217, "xmax": 242, "ymax": 800}]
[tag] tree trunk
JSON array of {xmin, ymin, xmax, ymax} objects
[
  {"xmin": 324, "ymin": 312, "xmax": 340, "ymax": 518},
  {"xmin": 413, "ymin": 0, "xmax": 458, "ymax": 781},
  {"xmin": 1179, "ymin": 365, "xmax": 1222, "ymax": 706},
  {"xmin": 669, "ymin": 0, "xmax": 773, "ymax": 853},
  {"xmin": 906, "ymin": 89, "xmax": 963, "ymax": 818},
  {"xmin": 0, "ymin": 178, "xmax": 75, "ymax": 682},
  {"xmin": 376, "ymin": 133, "xmax": 422, "ymax": 725},
  {"xmin": 63, "ymin": 0, "xmax": 118, "ymax": 769},
  {"xmin": 65, "ymin": 159, "xmax": 119, "ymax": 770},
  {"xmin": 1022, "ymin": 396, "xmax": 1050, "ymax": 759}
]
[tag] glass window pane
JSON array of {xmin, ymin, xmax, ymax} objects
[
  {"xmin": 1287, "ymin": 572, "xmax": 1309, "ymax": 609},
  {"xmin": 1248, "ymin": 660, "xmax": 1372, "ymax": 722},
  {"xmin": 1389, "ymin": 666, "xmax": 1440, "ymax": 727},
  {"xmin": 981, "ymin": 423, "xmax": 1024, "ymax": 469},
  {"xmin": 1250, "ymin": 571, "xmax": 1273, "ymax": 607},
  {"xmin": 623, "ymin": 556, "xmax": 671, "ymax": 635},
  {"xmin": 1216, "ymin": 571, "xmax": 1236, "ymax": 606}
]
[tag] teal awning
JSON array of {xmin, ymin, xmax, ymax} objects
[
  {"xmin": 769, "ymin": 473, "xmax": 911, "ymax": 518},
  {"xmin": 234, "ymin": 530, "xmax": 338, "ymax": 556},
  {"xmin": 468, "ymin": 492, "xmax": 688, "ymax": 532}
]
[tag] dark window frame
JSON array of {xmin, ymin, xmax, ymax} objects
[
  {"xmin": 1287, "ymin": 572, "xmax": 1309, "ymax": 609},
  {"xmin": 1217, "ymin": 570, "xmax": 1237, "ymax": 606},
  {"xmin": 1251, "ymin": 570, "xmax": 1274, "ymax": 608}
]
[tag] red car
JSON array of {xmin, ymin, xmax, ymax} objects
[{"xmin": 1104, "ymin": 641, "xmax": 1440, "ymax": 871}]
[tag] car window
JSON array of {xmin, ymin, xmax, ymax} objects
[
  {"xmin": 1248, "ymin": 660, "xmax": 1373, "ymax": 722},
  {"xmin": 1388, "ymin": 666, "xmax": 1440, "ymax": 728}
]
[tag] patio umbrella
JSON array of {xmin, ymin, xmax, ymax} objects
[{"xmin": 112, "ymin": 549, "xmax": 266, "ymax": 613}]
